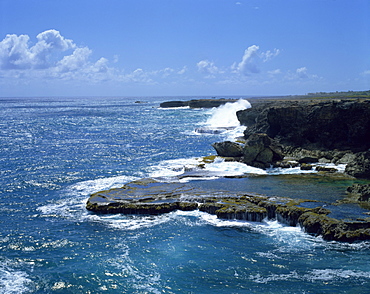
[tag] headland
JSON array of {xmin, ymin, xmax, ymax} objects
[{"xmin": 87, "ymin": 91, "xmax": 370, "ymax": 242}]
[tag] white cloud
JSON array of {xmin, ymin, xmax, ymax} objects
[
  {"xmin": 0, "ymin": 29, "xmax": 122, "ymax": 84},
  {"xmin": 178, "ymin": 66, "xmax": 187, "ymax": 75},
  {"xmin": 197, "ymin": 60, "xmax": 219, "ymax": 74},
  {"xmin": 0, "ymin": 34, "xmax": 33, "ymax": 69},
  {"xmin": 35, "ymin": 30, "xmax": 75, "ymax": 51},
  {"xmin": 268, "ymin": 69, "xmax": 282, "ymax": 75},
  {"xmin": 296, "ymin": 67, "xmax": 308, "ymax": 79},
  {"xmin": 56, "ymin": 47, "xmax": 91, "ymax": 72},
  {"xmin": 0, "ymin": 29, "xmax": 76, "ymax": 70},
  {"xmin": 261, "ymin": 48, "xmax": 280, "ymax": 62},
  {"xmin": 233, "ymin": 45, "xmax": 260, "ymax": 74},
  {"xmin": 232, "ymin": 45, "xmax": 281, "ymax": 76}
]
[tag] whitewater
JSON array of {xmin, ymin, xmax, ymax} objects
[{"xmin": 1, "ymin": 96, "xmax": 369, "ymax": 293}]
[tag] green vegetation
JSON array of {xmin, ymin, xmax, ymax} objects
[{"xmin": 305, "ymin": 90, "xmax": 370, "ymax": 99}]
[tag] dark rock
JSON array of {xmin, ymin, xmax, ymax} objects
[
  {"xmin": 195, "ymin": 126, "xmax": 235, "ymax": 134},
  {"xmin": 315, "ymin": 166, "xmax": 337, "ymax": 172},
  {"xmin": 273, "ymin": 161, "xmax": 299, "ymax": 168},
  {"xmin": 346, "ymin": 184, "xmax": 370, "ymax": 201},
  {"xmin": 345, "ymin": 151, "xmax": 370, "ymax": 179},
  {"xmin": 159, "ymin": 101, "xmax": 188, "ymax": 108},
  {"xmin": 86, "ymin": 178, "xmax": 370, "ymax": 242},
  {"xmin": 298, "ymin": 212, "xmax": 370, "ymax": 242},
  {"xmin": 160, "ymin": 99, "xmax": 238, "ymax": 108},
  {"xmin": 188, "ymin": 99, "xmax": 238, "ymax": 108},
  {"xmin": 298, "ymin": 156, "xmax": 319, "ymax": 164},
  {"xmin": 242, "ymin": 133, "xmax": 284, "ymax": 168},
  {"xmin": 237, "ymin": 99, "xmax": 370, "ymax": 152},
  {"xmin": 212, "ymin": 141, "xmax": 244, "ymax": 157},
  {"xmin": 300, "ymin": 163, "xmax": 313, "ymax": 170}
]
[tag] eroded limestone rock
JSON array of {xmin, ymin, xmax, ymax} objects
[
  {"xmin": 212, "ymin": 141, "xmax": 244, "ymax": 158},
  {"xmin": 86, "ymin": 178, "xmax": 370, "ymax": 242}
]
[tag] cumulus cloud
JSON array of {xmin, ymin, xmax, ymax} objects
[
  {"xmin": 261, "ymin": 48, "xmax": 280, "ymax": 62},
  {"xmin": 296, "ymin": 67, "xmax": 309, "ymax": 79},
  {"xmin": 0, "ymin": 29, "xmax": 121, "ymax": 83},
  {"xmin": 233, "ymin": 45, "xmax": 260, "ymax": 74},
  {"xmin": 0, "ymin": 34, "xmax": 33, "ymax": 69},
  {"xmin": 197, "ymin": 60, "xmax": 219, "ymax": 75},
  {"xmin": 232, "ymin": 45, "xmax": 281, "ymax": 75},
  {"xmin": 56, "ymin": 47, "xmax": 91, "ymax": 72},
  {"xmin": 0, "ymin": 29, "xmax": 76, "ymax": 70}
]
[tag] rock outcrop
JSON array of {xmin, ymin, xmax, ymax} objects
[
  {"xmin": 345, "ymin": 151, "xmax": 370, "ymax": 179},
  {"xmin": 346, "ymin": 184, "xmax": 370, "ymax": 202},
  {"xmin": 212, "ymin": 141, "xmax": 244, "ymax": 158},
  {"xmin": 234, "ymin": 99, "xmax": 370, "ymax": 178},
  {"xmin": 237, "ymin": 99, "xmax": 370, "ymax": 152},
  {"xmin": 211, "ymin": 134, "xmax": 284, "ymax": 168},
  {"xmin": 86, "ymin": 178, "xmax": 370, "ymax": 242},
  {"xmin": 242, "ymin": 133, "xmax": 284, "ymax": 168},
  {"xmin": 160, "ymin": 98, "xmax": 238, "ymax": 108}
]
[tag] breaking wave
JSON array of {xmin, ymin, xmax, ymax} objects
[{"xmin": 194, "ymin": 99, "xmax": 251, "ymax": 140}]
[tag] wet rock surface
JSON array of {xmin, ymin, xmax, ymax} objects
[
  {"xmin": 346, "ymin": 184, "xmax": 370, "ymax": 202},
  {"xmin": 87, "ymin": 177, "xmax": 370, "ymax": 242},
  {"xmin": 212, "ymin": 141, "xmax": 244, "ymax": 157}
]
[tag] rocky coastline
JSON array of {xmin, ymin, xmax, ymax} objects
[
  {"xmin": 86, "ymin": 177, "xmax": 370, "ymax": 242},
  {"xmin": 87, "ymin": 95, "xmax": 370, "ymax": 242}
]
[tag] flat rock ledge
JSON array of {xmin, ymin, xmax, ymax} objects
[
  {"xmin": 86, "ymin": 178, "xmax": 370, "ymax": 242},
  {"xmin": 160, "ymin": 98, "xmax": 238, "ymax": 108}
]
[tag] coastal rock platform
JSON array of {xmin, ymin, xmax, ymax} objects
[{"xmin": 87, "ymin": 177, "xmax": 370, "ymax": 242}]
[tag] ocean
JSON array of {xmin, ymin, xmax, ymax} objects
[{"xmin": 1, "ymin": 96, "xmax": 370, "ymax": 294}]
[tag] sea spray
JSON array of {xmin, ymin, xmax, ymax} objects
[
  {"xmin": 195, "ymin": 99, "xmax": 252, "ymax": 140},
  {"xmin": 205, "ymin": 99, "xmax": 251, "ymax": 128}
]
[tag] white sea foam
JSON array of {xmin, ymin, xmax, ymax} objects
[
  {"xmin": 249, "ymin": 268, "xmax": 370, "ymax": 284},
  {"xmin": 191, "ymin": 99, "xmax": 251, "ymax": 140},
  {"xmin": 200, "ymin": 212, "xmax": 256, "ymax": 228},
  {"xmin": 205, "ymin": 99, "xmax": 251, "ymax": 128},
  {"xmin": 148, "ymin": 156, "xmax": 267, "ymax": 182},
  {"xmin": 97, "ymin": 213, "xmax": 175, "ymax": 231},
  {"xmin": 205, "ymin": 157, "xmax": 266, "ymax": 175},
  {"xmin": 0, "ymin": 260, "xmax": 33, "ymax": 294},
  {"xmin": 37, "ymin": 175, "xmax": 138, "ymax": 220},
  {"xmin": 149, "ymin": 156, "xmax": 347, "ymax": 183},
  {"xmin": 107, "ymin": 244, "xmax": 162, "ymax": 294}
]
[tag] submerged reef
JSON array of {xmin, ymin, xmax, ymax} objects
[{"xmin": 86, "ymin": 178, "xmax": 370, "ymax": 242}]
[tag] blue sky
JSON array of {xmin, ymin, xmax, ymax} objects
[{"xmin": 0, "ymin": 0, "xmax": 369, "ymax": 97}]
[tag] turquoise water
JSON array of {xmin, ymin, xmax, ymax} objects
[{"xmin": 1, "ymin": 96, "xmax": 370, "ymax": 293}]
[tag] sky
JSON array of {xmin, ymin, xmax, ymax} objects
[{"xmin": 0, "ymin": 0, "xmax": 369, "ymax": 97}]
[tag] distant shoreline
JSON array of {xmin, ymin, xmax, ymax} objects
[{"xmin": 160, "ymin": 90, "xmax": 370, "ymax": 108}]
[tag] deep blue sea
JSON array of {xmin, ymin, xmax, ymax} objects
[{"xmin": 1, "ymin": 96, "xmax": 370, "ymax": 294}]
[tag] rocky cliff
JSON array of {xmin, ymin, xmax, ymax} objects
[{"xmin": 237, "ymin": 99, "xmax": 370, "ymax": 152}]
